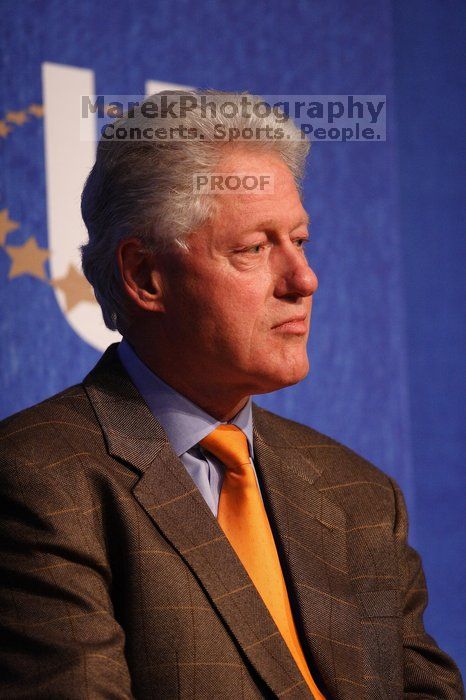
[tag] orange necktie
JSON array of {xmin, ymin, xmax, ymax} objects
[{"xmin": 200, "ymin": 425, "xmax": 325, "ymax": 700}]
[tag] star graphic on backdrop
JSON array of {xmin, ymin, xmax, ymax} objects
[
  {"xmin": 28, "ymin": 104, "xmax": 44, "ymax": 118},
  {"xmin": 0, "ymin": 120, "xmax": 12, "ymax": 137},
  {"xmin": 5, "ymin": 236, "xmax": 49, "ymax": 280},
  {"xmin": 51, "ymin": 264, "xmax": 96, "ymax": 311},
  {"xmin": 6, "ymin": 110, "xmax": 28, "ymax": 126},
  {"xmin": 0, "ymin": 209, "xmax": 20, "ymax": 246}
]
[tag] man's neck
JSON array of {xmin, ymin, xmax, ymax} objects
[{"xmin": 123, "ymin": 339, "xmax": 250, "ymax": 422}]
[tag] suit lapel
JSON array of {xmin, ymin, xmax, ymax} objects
[
  {"xmin": 84, "ymin": 346, "xmax": 315, "ymax": 698},
  {"xmin": 253, "ymin": 406, "xmax": 366, "ymax": 700}
]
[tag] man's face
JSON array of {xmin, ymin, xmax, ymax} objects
[{"xmin": 156, "ymin": 149, "xmax": 318, "ymax": 398}]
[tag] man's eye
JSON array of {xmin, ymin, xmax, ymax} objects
[
  {"xmin": 245, "ymin": 243, "xmax": 266, "ymax": 254},
  {"xmin": 295, "ymin": 238, "xmax": 309, "ymax": 249}
]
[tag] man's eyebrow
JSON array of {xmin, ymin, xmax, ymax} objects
[
  {"xmin": 292, "ymin": 215, "xmax": 310, "ymax": 230},
  {"xmin": 244, "ymin": 215, "xmax": 310, "ymax": 232}
]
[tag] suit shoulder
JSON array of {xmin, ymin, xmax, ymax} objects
[
  {"xmin": 0, "ymin": 384, "xmax": 90, "ymax": 431},
  {"xmin": 0, "ymin": 384, "xmax": 101, "ymax": 469},
  {"xmin": 252, "ymin": 403, "xmax": 393, "ymax": 490}
]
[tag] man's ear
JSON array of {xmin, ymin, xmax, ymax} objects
[{"xmin": 117, "ymin": 237, "xmax": 165, "ymax": 313}]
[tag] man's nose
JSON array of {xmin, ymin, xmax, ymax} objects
[{"xmin": 274, "ymin": 245, "xmax": 318, "ymax": 298}]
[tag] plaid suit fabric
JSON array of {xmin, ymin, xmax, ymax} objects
[{"xmin": 0, "ymin": 344, "xmax": 463, "ymax": 699}]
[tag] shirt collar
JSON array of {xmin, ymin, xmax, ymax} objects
[{"xmin": 117, "ymin": 339, "xmax": 254, "ymax": 458}]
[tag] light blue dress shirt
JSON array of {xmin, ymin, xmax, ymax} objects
[{"xmin": 118, "ymin": 339, "xmax": 263, "ymax": 517}]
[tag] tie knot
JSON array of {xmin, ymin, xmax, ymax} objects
[{"xmin": 199, "ymin": 425, "xmax": 251, "ymax": 472}]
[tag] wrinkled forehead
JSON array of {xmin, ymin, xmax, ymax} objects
[
  {"xmin": 212, "ymin": 185, "xmax": 308, "ymax": 236},
  {"xmin": 208, "ymin": 151, "xmax": 307, "ymax": 230}
]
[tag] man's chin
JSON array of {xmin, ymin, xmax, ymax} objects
[{"xmin": 253, "ymin": 359, "xmax": 310, "ymax": 394}]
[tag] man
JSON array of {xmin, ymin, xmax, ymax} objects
[{"xmin": 0, "ymin": 91, "xmax": 463, "ymax": 699}]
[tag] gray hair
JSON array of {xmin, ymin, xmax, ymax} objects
[{"xmin": 81, "ymin": 89, "xmax": 310, "ymax": 332}]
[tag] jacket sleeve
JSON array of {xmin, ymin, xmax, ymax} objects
[
  {"xmin": 390, "ymin": 478, "xmax": 464, "ymax": 699},
  {"xmin": 0, "ymin": 450, "xmax": 135, "ymax": 699}
]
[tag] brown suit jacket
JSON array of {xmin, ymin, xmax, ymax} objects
[{"xmin": 0, "ymin": 344, "xmax": 463, "ymax": 699}]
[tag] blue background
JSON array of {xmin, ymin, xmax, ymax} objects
[{"xmin": 1, "ymin": 0, "xmax": 464, "ymax": 676}]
